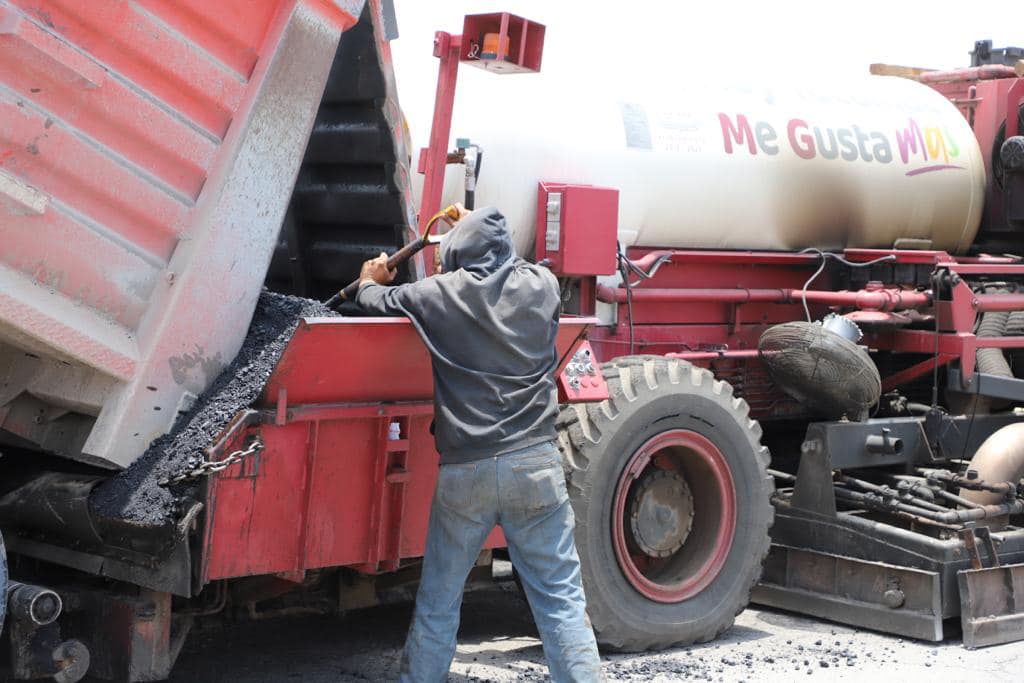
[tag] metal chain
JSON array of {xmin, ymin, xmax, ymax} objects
[{"xmin": 159, "ymin": 439, "xmax": 264, "ymax": 486}]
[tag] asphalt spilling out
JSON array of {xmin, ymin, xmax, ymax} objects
[{"xmin": 91, "ymin": 291, "xmax": 337, "ymax": 527}]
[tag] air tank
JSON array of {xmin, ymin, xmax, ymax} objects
[{"xmin": 421, "ymin": 75, "xmax": 986, "ymax": 258}]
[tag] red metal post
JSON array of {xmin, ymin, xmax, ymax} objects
[
  {"xmin": 973, "ymin": 293, "xmax": 1024, "ymax": 312},
  {"xmin": 419, "ymin": 31, "xmax": 462, "ymax": 232}
]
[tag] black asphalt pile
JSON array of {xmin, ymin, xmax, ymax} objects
[{"xmin": 91, "ymin": 291, "xmax": 337, "ymax": 527}]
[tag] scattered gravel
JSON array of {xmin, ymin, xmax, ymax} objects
[
  {"xmin": 91, "ymin": 291, "xmax": 336, "ymax": 526},
  {"xmin": 163, "ymin": 586, "xmax": 997, "ymax": 682}
]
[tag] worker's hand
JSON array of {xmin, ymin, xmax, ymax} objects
[
  {"xmin": 450, "ymin": 202, "xmax": 471, "ymax": 222},
  {"xmin": 360, "ymin": 252, "xmax": 396, "ymax": 286}
]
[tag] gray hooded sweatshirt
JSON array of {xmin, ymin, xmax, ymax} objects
[{"xmin": 355, "ymin": 207, "xmax": 561, "ymax": 464}]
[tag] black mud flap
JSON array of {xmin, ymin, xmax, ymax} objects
[{"xmin": 958, "ymin": 562, "xmax": 1024, "ymax": 648}]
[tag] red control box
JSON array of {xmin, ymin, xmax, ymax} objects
[{"xmin": 536, "ymin": 182, "xmax": 619, "ymax": 277}]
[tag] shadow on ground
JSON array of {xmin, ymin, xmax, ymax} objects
[{"xmin": 158, "ymin": 584, "xmax": 539, "ymax": 683}]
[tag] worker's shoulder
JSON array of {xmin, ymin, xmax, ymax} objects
[{"xmin": 519, "ymin": 259, "xmax": 559, "ymax": 290}]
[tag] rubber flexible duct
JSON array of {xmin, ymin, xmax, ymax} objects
[
  {"xmin": 976, "ymin": 289, "xmax": 1013, "ymax": 378},
  {"xmin": 1005, "ymin": 310, "xmax": 1024, "ymax": 378}
]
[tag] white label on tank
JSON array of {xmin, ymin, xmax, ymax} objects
[{"xmin": 621, "ymin": 102, "xmax": 708, "ymax": 153}]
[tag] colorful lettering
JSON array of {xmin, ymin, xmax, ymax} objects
[
  {"xmin": 716, "ymin": 113, "xmax": 962, "ymax": 175},
  {"xmin": 788, "ymin": 119, "xmax": 815, "ymax": 159},
  {"xmin": 719, "ymin": 113, "xmax": 756, "ymax": 154},
  {"xmin": 895, "ymin": 119, "xmax": 926, "ymax": 163}
]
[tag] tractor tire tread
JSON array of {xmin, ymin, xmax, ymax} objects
[{"xmin": 557, "ymin": 355, "xmax": 773, "ymax": 652}]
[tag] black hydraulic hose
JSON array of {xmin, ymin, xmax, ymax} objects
[
  {"xmin": 835, "ymin": 484, "xmax": 1024, "ymax": 524},
  {"xmin": 837, "ymin": 476, "xmax": 947, "ymax": 513},
  {"xmin": 834, "ymin": 487, "xmax": 942, "ymax": 519},
  {"xmin": 921, "ymin": 468, "xmax": 1018, "ymax": 496},
  {"xmin": 931, "ymin": 487, "xmax": 984, "ymax": 510}
]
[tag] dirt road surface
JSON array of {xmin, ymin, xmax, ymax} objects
[{"xmin": 163, "ymin": 582, "xmax": 1022, "ymax": 682}]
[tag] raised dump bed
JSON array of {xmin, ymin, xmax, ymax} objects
[{"xmin": 0, "ymin": 0, "xmax": 374, "ymax": 469}]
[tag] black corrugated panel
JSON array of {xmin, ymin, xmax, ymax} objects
[{"xmin": 265, "ymin": 4, "xmax": 417, "ymax": 300}]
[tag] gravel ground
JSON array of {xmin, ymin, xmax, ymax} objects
[{"xmin": 163, "ymin": 583, "xmax": 1024, "ymax": 682}]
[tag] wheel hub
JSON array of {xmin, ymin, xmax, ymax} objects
[
  {"xmin": 629, "ymin": 469, "xmax": 693, "ymax": 557},
  {"xmin": 612, "ymin": 429, "xmax": 738, "ymax": 603}
]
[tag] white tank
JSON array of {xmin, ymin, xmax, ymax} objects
[{"xmin": 418, "ymin": 75, "xmax": 985, "ymax": 258}]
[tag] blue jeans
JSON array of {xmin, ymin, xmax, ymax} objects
[{"xmin": 399, "ymin": 442, "xmax": 603, "ymax": 682}]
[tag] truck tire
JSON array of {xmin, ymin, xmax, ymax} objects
[{"xmin": 556, "ymin": 355, "xmax": 773, "ymax": 651}]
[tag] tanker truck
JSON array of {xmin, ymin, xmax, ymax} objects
[{"xmin": 1, "ymin": 1, "xmax": 1024, "ymax": 679}]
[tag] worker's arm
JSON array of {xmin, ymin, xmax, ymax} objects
[{"xmin": 354, "ymin": 252, "xmax": 431, "ymax": 317}]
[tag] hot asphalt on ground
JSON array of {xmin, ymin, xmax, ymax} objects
[{"xmin": 162, "ymin": 581, "xmax": 1022, "ymax": 682}]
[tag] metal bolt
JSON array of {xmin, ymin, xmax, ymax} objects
[
  {"xmin": 882, "ymin": 588, "xmax": 905, "ymax": 609},
  {"xmin": 800, "ymin": 439, "xmax": 821, "ymax": 455}
]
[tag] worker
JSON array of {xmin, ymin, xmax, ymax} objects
[{"xmin": 356, "ymin": 206, "xmax": 604, "ymax": 682}]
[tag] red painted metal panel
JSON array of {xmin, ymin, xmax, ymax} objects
[
  {"xmin": 133, "ymin": 0, "xmax": 277, "ymax": 79},
  {"xmin": 0, "ymin": 93, "xmax": 187, "ymax": 260},
  {"xmin": 203, "ymin": 314, "xmax": 593, "ymax": 581},
  {"xmin": 203, "ymin": 408, "xmax": 508, "ymax": 582},
  {"xmin": 536, "ymin": 183, "xmax": 619, "ymax": 276},
  {"xmin": 0, "ymin": 206, "xmax": 155, "ymax": 327},
  {"xmin": 204, "ymin": 423, "xmax": 312, "ymax": 580},
  {"xmin": 261, "ymin": 317, "xmax": 597, "ymax": 407},
  {"xmin": 10, "ymin": 0, "xmax": 247, "ymax": 137},
  {"xmin": 302, "ymin": 417, "xmax": 380, "ymax": 568},
  {"xmin": 262, "ymin": 318, "xmax": 436, "ymax": 406},
  {"xmin": 0, "ymin": 7, "xmax": 215, "ymax": 198},
  {"xmin": 0, "ymin": 287, "xmax": 137, "ymax": 379}
]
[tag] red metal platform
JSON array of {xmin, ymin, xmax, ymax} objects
[{"xmin": 201, "ymin": 315, "xmax": 595, "ymax": 583}]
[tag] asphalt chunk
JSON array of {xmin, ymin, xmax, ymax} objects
[{"xmin": 91, "ymin": 291, "xmax": 337, "ymax": 526}]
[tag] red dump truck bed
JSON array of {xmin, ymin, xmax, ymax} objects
[{"xmin": 0, "ymin": 0, "xmax": 368, "ymax": 469}]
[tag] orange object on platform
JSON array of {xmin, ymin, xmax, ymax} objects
[{"xmin": 481, "ymin": 32, "xmax": 506, "ymax": 59}]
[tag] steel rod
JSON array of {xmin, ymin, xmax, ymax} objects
[{"xmin": 595, "ymin": 285, "xmax": 932, "ymax": 311}]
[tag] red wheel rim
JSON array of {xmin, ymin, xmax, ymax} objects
[{"xmin": 612, "ymin": 430, "xmax": 737, "ymax": 603}]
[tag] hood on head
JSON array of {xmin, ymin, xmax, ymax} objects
[{"xmin": 439, "ymin": 206, "xmax": 514, "ymax": 276}]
